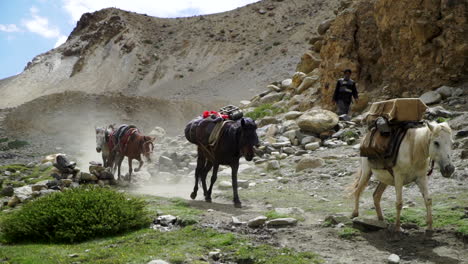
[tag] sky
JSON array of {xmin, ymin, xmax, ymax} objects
[{"xmin": 0, "ymin": 0, "xmax": 259, "ymax": 79}]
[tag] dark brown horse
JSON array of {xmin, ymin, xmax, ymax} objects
[
  {"xmin": 185, "ymin": 117, "xmax": 259, "ymax": 208},
  {"xmin": 108, "ymin": 126, "xmax": 154, "ymax": 182}
]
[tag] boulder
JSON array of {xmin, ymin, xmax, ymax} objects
[
  {"xmin": 284, "ymin": 111, "xmax": 303, "ymax": 120},
  {"xmin": 291, "ymin": 72, "xmax": 307, "ymax": 89},
  {"xmin": 247, "ymin": 216, "xmax": 267, "ymax": 228},
  {"xmin": 156, "ymin": 215, "xmax": 177, "ymax": 226},
  {"xmin": 325, "ymin": 214, "xmax": 353, "ymax": 226},
  {"xmin": 301, "ymin": 136, "xmax": 320, "ymax": 145},
  {"xmin": 39, "ymin": 161, "xmax": 53, "ymax": 170},
  {"xmin": 296, "ymin": 156, "xmax": 324, "ymax": 172},
  {"xmin": 317, "ymin": 18, "xmax": 334, "ymax": 35},
  {"xmin": 297, "ymin": 109, "xmax": 339, "ymax": 134},
  {"xmin": 89, "ymin": 165, "xmax": 105, "ymax": 177},
  {"xmin": 436, "ymin": 86, "xmax": 453, "ymax": 99},
  {"xmin": 259, "ymin": 92, "xmax": 285, "ymax": 104},
  {"xmin": 296, "ymin": 52, "xmax": 321, "ymax": 74},
  {"xmin": 420, "ymin": 91, "xmax": 442, "ymax": 105},
  {"xmin": 281, "ymin": 79, "xmax": 292, "ymax": 89},
  {"xmin": 266, "ymin": 218, "xmax": 298, "ymax": 227},
  {"xmin": 297, "ymin": 75, "xmax": 320, "ymax": 94},
  {"xmin": 266, "ymin": 160, "xmax": 280, "ymax": 170}
]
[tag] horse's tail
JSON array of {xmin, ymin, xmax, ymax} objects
[{"xmin": 347, "ymin": 158, "xmax": 370, "ymax": 198}]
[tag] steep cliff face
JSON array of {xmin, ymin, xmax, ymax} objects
[
  {"xmin": 318, "ymin": 0, "xmax": 467, "ymax": 107},
  {"xmin": 0, "ymin": 0, "xmax": 340, "ymax": 108}
]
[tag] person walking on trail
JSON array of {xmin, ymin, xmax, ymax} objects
[{"xmin": 333, "ymin": 69, "xmax": 358, "ymax": 116}]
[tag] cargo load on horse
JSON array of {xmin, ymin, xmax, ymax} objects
[{"xmin": 360, "ymin": 98, "xmax": 428, "ymax": 169}]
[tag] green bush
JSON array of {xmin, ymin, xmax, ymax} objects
[
  {"xmin": 245, "ymin": 103, "xmax": 285, "ymax": 120},
  {"xmin": 0, "ymin": 186, "xmax": 150, "ymax": 243}
]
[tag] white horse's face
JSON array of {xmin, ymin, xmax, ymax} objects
[
  {"xmin": 95, "ymin": 127, "xmax": 106, "ymax": 153},
  {"xmin": 428, "ymin": 122, "xmax": 455, "ymax": 178}
]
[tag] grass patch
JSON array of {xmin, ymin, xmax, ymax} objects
[
  {"xmin": 6, "ymin": 140, "xmax": 29, "ymax": 150},
  {"xmin": 436, "ymin": 117, "xmax": 450, "ymax": 123},
  {"xmin": 142, "ymin": 196, "xmax": 202, "ymax": 226},
  {"xmin": 244, "ymin": 103, "xmax": 285, "ymax": 120},
  {"xmin": 265, "ymin": 210, "xmax": 290, "ymax": 220},
  {"xmin": 0, "ymin": 137, "xmax": 8, "ymax": 143},
  {"xmin": 338, "ymin": 227, "xmax": 360, "ymax": 240},
  {"xmin": 385, "ymin": 205, "xmax": 468, "ymax": 235},
  {"xmin": 0, "ymin": 226, "xmax": 322, "ymax": 264},
  {"xmin": 0, "ymin": 186, "xmax": 150, "ymax": 243}
]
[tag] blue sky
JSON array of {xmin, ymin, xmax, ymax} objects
[{"xmin": 0, "ymin": 0, "xmax": 259, "ymax": 79}]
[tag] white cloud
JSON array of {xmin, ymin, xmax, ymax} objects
[
  {"xmin": 23, "ymin": 6, "xmax": 61, "ymax": 38},
  {"xmin": 0, "ymin": 24, "xmax": 20, "ymax": 33},
  {"xmin": 63, "ymin": 0, "xmax": 259, "ymax": 22},
  {"xmin": 54, "ymin": 35, "xmax": 68, "ymax": 47}
]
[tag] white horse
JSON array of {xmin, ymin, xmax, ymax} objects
[
  {"xmin": 350, "ymin": 122, "xmax": 455, "ymax": 232},
  {"xmin": 95, "ymin": 125, "xmax": 114, "ymax": 168}
]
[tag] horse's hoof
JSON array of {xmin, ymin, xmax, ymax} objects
[
  {"xmin": 234, "ymin": 202, "xmax": 242, "ymax": 208},
  {"xmin": 205, "ymin": 198, "xmax": 212, "ymax": 203},
  {"xmin": 425, "ymin": 229, "xmax": 434, "ymax": 237},
  {"xmin": 190, "ymin": 192, "xmax": 197, "ymax": 200},
  {"xmin": 134, "ymin": 169, "xmax": 140, "ymax": 172},
  {"xmin": 351, "ymin": 212, "xmax": 359, "ymax": 218}
]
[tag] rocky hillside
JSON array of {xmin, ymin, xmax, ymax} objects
[{"xmin": 0, "ymin": 0, "xmax": 340, "ymax": 108}]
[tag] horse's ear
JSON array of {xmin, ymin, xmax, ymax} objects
[
  {"xmin": 427, "ymin": 121, "xmax": 436, "ymax": 131},
  {"xmin": 241, "ymin": 118, "xmax": 246, "ymax": 127}
]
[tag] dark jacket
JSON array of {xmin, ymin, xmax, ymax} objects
[{"xmin": 333, "ymin": 78, "xmax": 358, "ymax": 103}]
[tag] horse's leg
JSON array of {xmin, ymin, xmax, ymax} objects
[
  {"xmin": 191, "ymin": 150, "xmax": 204, "ymax": 199},
  {"xmin": 128, "ymin": 157, "xmax": 133, "ymax": 182},
  {"xmin": 135, "ymin": 156, "xmax": 143, "ymax": 172},
  {"xmin": 373, "ymin": 182, "xmax": 388, "ymax": 221},
  {"xmin": 201, "ymin": 161, "xmax": 213, "ymax": 200},
  {"xmin": 102, "ymin": 153, "xmax": 107, "ymax": 167},
  {"xmin": 351, "ymin": 158, "xmax": 372, "ymax": 218},
  {"xmin": 231, "ymin": 162, "xmax": 241, "ymax": 208},
  {"xmin": 416, "ymin": 176, "xmax": 433, "ymax": 231},
  {"xmin": 394, "ymin": 177, "xmax": 404, "ymax": 232},
  {"xmin": 117, "ymin": 154, "xmax": 124, "ymax": 181},
  {"xmin": 206, "ymin": 164, "xmax": 219, "ymax": 203}
]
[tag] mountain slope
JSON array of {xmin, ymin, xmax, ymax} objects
[{"xmin": 0, "ymin": 0, "xmax": 339, "ymax": 108}]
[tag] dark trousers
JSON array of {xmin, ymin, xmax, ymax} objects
[{"xmin": 337, "ymin": 100, "xmax": 351, "ymax": 115}]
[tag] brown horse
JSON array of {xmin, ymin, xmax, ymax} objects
[{"xmin": 108, "ymin": 126, "xmax": 155, "ymax": 182}]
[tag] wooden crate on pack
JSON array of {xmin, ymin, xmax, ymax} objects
[{"xmin": 364, "ymin": 98, "xmax": 428, "ymax": 125}]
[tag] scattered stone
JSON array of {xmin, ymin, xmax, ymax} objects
[
  {"xmin": 259, "ymin": 92, "xmax": 285, "ymax": 104},
  {"xmin": 296, "ymin": 52, "xmax": 321, "ymax": 74},
  {"xmin": 247, "ymin": 216, "xmax": 267, "ymax": 228},
  {"xmin": 297, "ymin": 75, "xmax": 319, "ymax": 94},
  {"xmin": 147, "ymin": 260, "xmax": 169, "ymax": 264},
  {"xmin": 317, "ymin": 18, "xmax": 334, "ymax": 35},
  {"xmin": 148, "ymin": 126, "xmax": 166, "ymax": 140},
  {"xmin": 284, "ymin": 111, "xmax": 303, "ymax": 120},
  {"xmin": 257, "ymin": 117, "xmax": 280, "ymax": 127},
  {"xmin": 7, "ymin": 196, "xmax": 21, "ymax": 207},
  {"xmin": 155, "ymin": 215, "xmax": 177, "ymax": 226},
  {"xmin": 1, "ymin": 186, "xmax": 14, "ymax": 197},
  {"xmin": 420, "ymin": 90, "xmax": 442, "ymax": 105},
  {"xmin": 266, "ymin": 160, "xmax": 280, "ymax": 170},
  {"xmin": 39, "ymin": 161, "xmax": 53, "ymax": 170},
  {"xmin": 231, "ymin": 216, "xmax": 245, "ymax": 226},
  {"xmin": 352, "ymin": 217, "xmax": 388, "ymax": 231},
  {"xmin": 325, "ymin": 214, "xmax": 353, "ymax": 226},
  {"xmin": 281, "ymin": 79, "xmax": 292, "ymax": 89},
  {"xmin": 31, "ymin": 184, "xmax": 47, "ymax": 192},
  {"xmin": 388, "ymin": 254, "xmax": 400, "ymax": 264},
  {"xmin": 296, "ymin": 156, "xmax": 324, "ymax": 172},
  {"xmin": 305, "ymin": 142, "xmax": 320, "ymax": 151},
  {"xmin": 267, "ymin": 84, "xmax": 282, "ymax": 92},
  {"xmin": 456, "ymin": 130, "xmax": 468, "ymax": 138},
  {"xmin": 79, "ymin": 172, "xmax": 98, "ymax": 181},
  {"xmin": 209, "ymin": 251, "xmax": 221, "ymax": 261},
  {"xmin": 68, "ymin": 254, "xmax": 79, "ymax": 258},
  {"xmin": 237, "ymin": 180, "xmax": 250, "ymax": 189},
  {"xmin": 266, "ymin": 218, "xmax": 298, "ymax": 227},
  {"xmin": 291, "ymin": 72, "xmax": 307, "ymax": 88},
  {"xmin": 435, "ymin": 86, "xmax": 453, "ymax": 99},
  {"xmin": 460, "ymin": 150, "xmax": 468, "ymax": 160}
]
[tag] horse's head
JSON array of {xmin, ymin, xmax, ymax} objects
[
  {"xmin": 95, "ymin": 127, "xmax": 106, "ymax": 153},
  {"xmin": 142, "ymin": 136, "xmax": 155, "ymax": 161},
  {"xmin": 428, "ymin": 122, "xmax": 455, "ymax": 178},
  {"xmin": 239, "ymin": 118, "xmax": 259, "ymax": 161}
]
